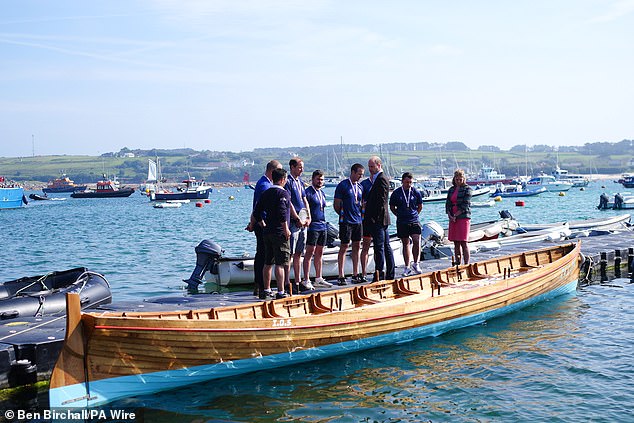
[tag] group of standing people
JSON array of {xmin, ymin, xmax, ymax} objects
[{"xmin": 246, "ymin": 156, "xmax": 472, "ymax": 300}]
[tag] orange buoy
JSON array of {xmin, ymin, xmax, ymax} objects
[
  {"xmin": 204, "ymin": 199, "xmax": 211, "ymax": 204},
  {"xmin": 195, "ymin": 202, "xmax": 204, "ymax": 208},
  {"xmin": 515, "ymin": 200, "xmax": 525, "ymax": 207}
]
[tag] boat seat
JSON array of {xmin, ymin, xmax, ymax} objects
[
  {"xmin": 315, "ymin": 288, "xmax": 366, "ymax": 311},
  {"xmin": 212, "ymin": 303, "xmax": 270, "ymax": 320},
  {"xmin": 271, "ymin": 297, "xmax": 313, "ymax": 318},
  {"xmin": 399, "ymin": 275, "xmax": 429, "ymax": 293}
]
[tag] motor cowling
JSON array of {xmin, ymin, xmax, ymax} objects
[
  {"xmin": 183, "ymin": 240, "xmax": 223, "ymax": 290},
  {"xmin": 499, "ymin": 209, "xmax": 513, "ymax": 220},
  {"xmin": 421, "ymin": 221, "xmax": 444, "ymax": 245},
  {"xmin": 326, "ymin": 222, "xmax": 339, "ymax": 248},
  {"xmin": 613, "ymin": 193, "xmax": 624, "ymax": 210}
]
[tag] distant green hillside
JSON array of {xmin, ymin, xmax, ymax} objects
[{"xmin": 1, "ymin": 141, "xmax": 633, "ymax": 183}]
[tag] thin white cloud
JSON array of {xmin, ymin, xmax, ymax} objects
[
  {"xmin": 429, "ymin": 44, "xmax": 463, "ymax": 56},
  {"xmin": 589, "ymin": 0, "xmax": 634, "ymax": 22}
]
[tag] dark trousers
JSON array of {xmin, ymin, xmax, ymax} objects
[
  {"xmin": 370, "ymin": 223, "xmax": 395, "ymax": 280},
  {"xmin": 254, "ymin": 225, "xmax": 265, "ymax": 293}
]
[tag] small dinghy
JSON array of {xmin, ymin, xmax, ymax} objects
[
  {"xmin": 0, "ymin": 268, "xmax": 112, "ymax": 320},
  {"xmin": 153, "ymin": 201, "xmax": 183, "ymax": 208},
  {"xmin": 28, "ymin": 193, "xmax": 50, "ymax": 201}
]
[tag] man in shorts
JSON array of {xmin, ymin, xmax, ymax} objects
[
  {"xmin": 285, "ymin": 157, "xmax": 311, "ymax": 293},
  {"xmin": 254, "ymin": 168, "xmax": 292, "ymax": 299},
  {"xmin": 245, "ymin": 160, "xmax": 282, "ymax": 299},
  {"xmin": 302, "ymin": 170, "xmax": 333, "ymax": 289},
  {"xmin": 389, "ymin": 172, "xmax": 424, "ymax": 276},
  {"xmin": 334, "ymin": 163, "xmax": 365, "ymax": 285}
]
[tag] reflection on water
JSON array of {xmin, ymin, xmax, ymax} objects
[{"xmin": 101, "ymin": 287, "xmax": 633, "ymax": 422}]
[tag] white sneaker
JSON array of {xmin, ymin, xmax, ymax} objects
[
  {"xmin": 401, "ymin": 267, "xmax": 413, "ymax": 277},
  {"xmin": 300, "ymin": 280, "xmax": 315, "ymax": 291},
  {"xmin": 313, "ymin": 277, "xmax": 333, "ymax": 288},
  {"xmin": 411, "ymin": 262, "xmax": 422, "ymax": 274}
]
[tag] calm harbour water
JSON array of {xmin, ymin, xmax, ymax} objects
[{"xmin": 1, "ymin": 179, "xmax": 633, "ymax": 422}]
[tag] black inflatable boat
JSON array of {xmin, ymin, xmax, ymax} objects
[{"xmin": 0, "ymin": 267, "xmax": 111, "ymax": 319}]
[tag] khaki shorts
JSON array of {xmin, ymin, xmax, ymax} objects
[{"xmin": 263, "ymin": 233, "xmax": 291, "ymax": 266}]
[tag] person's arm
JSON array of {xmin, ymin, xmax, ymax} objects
[
  {"xmin": 254, "ymin": 194, "xmax": 266, "ymax": 228},
  {"xmin": 389, "ymin": 193, "xmax": 398, "ymax": 216},
  {"xmin": 281, "ymin": 192, "xmax": 291, "ymax": 239},
  {"xmin": 333, "ymin": 198, "xmax": 342, "ymax": 215},
  {"xmin": 302, "ymin": 194, "xmax": 311, "ymax": 227},
  {"xmin": 416, "ymin": 189, "xmax": 423, "ymax": 214},
  {"xmin": 282, "ymin": 220, "xmax": 291, "ymax": 240}
]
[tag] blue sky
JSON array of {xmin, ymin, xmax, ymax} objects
[{"xmin": 1, "ymin": 0, "xmax": 632, "ymax": 157}]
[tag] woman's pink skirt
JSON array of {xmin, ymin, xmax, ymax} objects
[{"xmin": 448, "ymin": 218, "xmax": 470, "ymax": 242}]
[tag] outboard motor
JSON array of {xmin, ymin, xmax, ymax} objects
[
  {"xmin": 421, "ymin": 221, "xmax": 444, "ymax": 246},
  {"xmin": 183, "ymin": 240, "xmax": 223, "ymax": 291},
  {"xmin": 598, "ymin": 193, "xmax": 610, "ymax": 210},
  {"xmin": 613, "ymin": 193, "xmax": 624, "ymax": 210},
  {"xmin": 326, "ymin": 222, "xmax": 339, "ymax": 248},
  {"xmin": 499, "ymin": 209, "xmax": 513, "ymax": 220}
]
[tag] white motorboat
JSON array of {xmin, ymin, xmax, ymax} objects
[
  {"xmin": 552, "ymin": 166, "xmax": 590, "ymax": 188},
  {"xmin": 420, "ymin": 186, "xmax": 490, "ymax": 203},
  {"xmin": 518, "ymin": 214, "xmax": 631, "ymax": 232},
  {"xmin": 197, "ymin": 236, "xmax": 405, "ymax": 287},
  {"xmin": 526, "ymin": 174, "xmax": 573, "ymax": 192}
]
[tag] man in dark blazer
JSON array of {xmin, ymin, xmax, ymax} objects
[{"xmin": 364, "ymin": 156, "xmax": 395, "ymax": 281}]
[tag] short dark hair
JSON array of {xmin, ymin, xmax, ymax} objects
[
  {"xmin": 351, "ymin": 163, "xmax": 364, "ymax": 173},
  {"xmin": 401, "ymin": 172, "xmax": 413, "ymax": 181},
  {"xmin": 266, "ymin": 160, "xmax": 281, "ymax": 172},
  {"xmin": 312, "ymin": 169, "xmax": 324, "ymax": 179},
  {"xmin": 272, "ymin": 168, "xmax": 287, "ymax": 183},
  {"xmin": 289, "ymin": 157, "xmax": 303, "ymax": 168}
]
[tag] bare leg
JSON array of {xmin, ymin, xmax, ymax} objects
[
  {"xmin": 401, "ymin": 237, "xmax": 411, "ymax": 267},
  {"xmin": 292, "ymin": 253, "xmax": 302, "ymax": 283},
  {"xmin": 263, "ymin": 264, "xmax": 273, "ymax": 291},
  {"xmin": 351, "ymin": 241, "xmax": 361, "ymax": 276},
  {"xmin": 361, "ymin": 237, "xmax": 371, "ymax": 276},
  {"xmin": 411, "ymin": 234, "xmax": 421, "ymax": 264},
  {"xmin": 303, "ymin": 245, "xmax": 315, "ymax": 281},
  {"xmin": 337, "ymin": 244, "xmax": 349, "ymax": 278},
  {"xmin": 275, "ymin": 265, "xmax": 286, "ymax": 292},
  {"xmin": 453, "ymin": 241, "xmax": 461, "ymax": 265},
  {"xmin": 461, "ymin": 241, "xmax": 470, "ymax": 264},
  {"xmin": 314, "ymin": 245, "xmax": 324, "ymax": 278}
]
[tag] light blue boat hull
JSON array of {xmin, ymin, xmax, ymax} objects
[
  {"xmin": 49, "ymin": 279, "xmax": 578, "ymax": 408},
  {"xmin": 0, "ymin": 187, "xmax": 26, "ymax": 209}
]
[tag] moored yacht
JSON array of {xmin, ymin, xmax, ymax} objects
[
  {"xmin": 526, "ymin": 174, "xmax": 573, "ymax": 191},
  {"xmin": 552, "ymin": 166, "xmax": 589, "ymax": 187}
]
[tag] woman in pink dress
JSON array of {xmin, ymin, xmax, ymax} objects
[{"xmin": 445, "ymin": 169, "xmax": 472, "ymax": 265}]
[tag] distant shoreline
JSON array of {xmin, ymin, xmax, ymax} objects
[
  {"xmin": 18, "ymin": 181, "xmax": 248, "ymax": 190},
  {"xmin": 17, "ymin": 175, "xmax": 625, "ymax": 191}
]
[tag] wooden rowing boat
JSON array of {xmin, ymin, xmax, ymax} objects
[{"xmin": 50, "ymin": 242, "xmax": 581, "ymax": 408}]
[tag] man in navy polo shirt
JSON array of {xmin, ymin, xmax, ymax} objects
[
  {"xmin": 254, "ymin": 168, "xmax": 292, "ymax": 300},
  {"xmin": 334, "ymin": 163, "xmax": 365, "ymax": 285},
  {"xmin": 246, "ymin": 160, "xmax": 282, "ymax": 299},
  {"xmin": 389, "ymin": 172, "xmax": 423, "ymax": 276},
  {"xmin": 285, "ymin": 157, "xmax": 311, "ymax": 293}
]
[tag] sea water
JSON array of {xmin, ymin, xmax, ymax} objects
[{"xmin": 1, "ymin": 180, "xmax": 633, "ymax": 421}]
